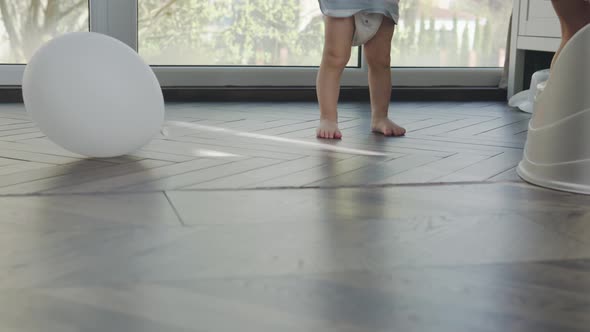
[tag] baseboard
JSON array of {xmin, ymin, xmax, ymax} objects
[
  {"xmin": 0, "ymin": 86, "xmax": 506, "ymax": 103},
  {"xmin": 0, "ymin": 87, "xmax": 23, "ymax": 103}
]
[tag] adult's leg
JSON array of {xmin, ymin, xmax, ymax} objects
[{"xmin": 551, "ymin": 0, "xmax": 590, "ymax": 68}]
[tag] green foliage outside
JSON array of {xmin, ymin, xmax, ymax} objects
[{"xmin": 0, "ymin": 0, "xmax": 511, "ymax": 67}]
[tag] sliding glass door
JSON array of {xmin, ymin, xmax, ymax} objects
[
  {"xmin": 0, "ymin": 0, "xmax": 89, "ymax": 63},
  {"xmin": 392, "ymin": 0, "xmax": 511, "ymax": 67},
  {"xmin": 0, "ymin": 0, "xmax": 89, "ymax": 84},
  {"xmin": 138, "ymin": 0, "xmax": 359, "ymax": 67},
  {"xmin": 0, "ymin": 0, "xmax": 511, "ymax": 87}
]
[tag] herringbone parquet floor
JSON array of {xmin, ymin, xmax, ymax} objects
[{"xmin": 0, "ymin": 101, "xmax": 529, "ymax": 194}]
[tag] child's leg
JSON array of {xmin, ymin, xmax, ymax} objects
[
  {"xmin": 363, "ymin": 18, "xmax": 406, "ymax": 137},
  {"xmin": 316, "ymin": 16, "xmax": 354, "ymax": 139},
  {"xmin": 551, "ymin": 0, "xmax": 590, "ymax": 68}
]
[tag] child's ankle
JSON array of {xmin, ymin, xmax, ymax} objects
[
  {"xmin": 320, "ymin": 113, "xmax": 338, "ymax": 122},
  {"xmin": 371, "ymin": 113, "xmax": 389, "ymax": 122}
]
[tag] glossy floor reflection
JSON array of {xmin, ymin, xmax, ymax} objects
[
  {"xmin": 0, "ymin": 102, "xmax": 589, "ymax": 331},
  {"xmin": 0, "ymin": 183, "xmax": 589, "ymax": 331}
]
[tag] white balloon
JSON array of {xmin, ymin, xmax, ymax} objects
[{"xmin": 22, "ymin": 32, "xmax": 164, "ymax": 158}]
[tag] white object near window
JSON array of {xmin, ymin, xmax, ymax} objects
[
  {"xmin": 518, "ymin": 0, "xmax": 560, "ymax": 38},
  {"xmin": 508, "ymin": 0, "xmax": 561, "ymax": 98}
]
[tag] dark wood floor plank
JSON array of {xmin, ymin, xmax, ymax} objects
[
  {"xmin": 255, "ymin": 155, "xmax": 391, "ymax": 187},
  {"xmin": 435, "ymin": 151, "xmax": 524, "ymax": 182},
  {"xmin": 311, "ymin": 154, "xmax": 442, "ymax": 186}
]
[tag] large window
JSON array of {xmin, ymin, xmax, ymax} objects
[
  {"xmin": 137, "ymin": 0, "xmax": 510, "ymax": 68},
  {"xmin": 392, "ymin": 0, "xmax": 512, "ymax": 67},
  {"xmin": 138, "ymin": 0, "xmax": 359, "ymax": 67},
  {"xmin": 0, "ymin": 0, "xmax": 89, "ymax": 64},
  {"xmin": 0, "ymin": 0, "xmax": 511, "ymax": 87}
]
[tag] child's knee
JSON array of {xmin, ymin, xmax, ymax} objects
[
  {"xmin": 366, "ymin": 51, "xmax": 391, "ymax": 70},
  {"xmin": 322, "ymin": 48, "xmax": 351, "ymax": 69}
]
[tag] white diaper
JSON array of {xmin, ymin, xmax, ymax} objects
[
  {"xmin": 318, "ymin": 0, "xmax": 400, "ymax": 45},
  {"xmin": 352, "ymin": 13, "xmax": 384, "ymax": 46}
]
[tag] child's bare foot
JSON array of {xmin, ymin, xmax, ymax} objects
[
  {"xmin": 316, "ymin": 119, "xmax": 342, "ymax": 139},
  {"xmin": 371, "ymin": 117, "xmax": 406, "ymax": 137}
]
